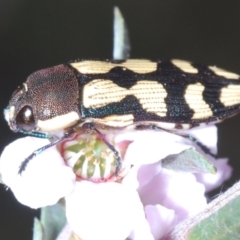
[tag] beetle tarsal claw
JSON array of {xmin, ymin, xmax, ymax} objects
[{"xmin": 114, "ymin": 154, "xmax": 122, "ymax": 177}]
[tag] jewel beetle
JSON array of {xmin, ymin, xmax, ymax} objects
[{"xmin": 4, "ymin": 58, "xmax": 240, "ymax": 174}]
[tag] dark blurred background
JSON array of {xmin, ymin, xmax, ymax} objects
[{"xmin": 1, "ymin": 1, "xmax": 240, "ymax": 239}]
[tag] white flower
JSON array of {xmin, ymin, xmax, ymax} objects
[
  {"xmin": 65, "ymin": 181, "xmax": 154, "ymax": 240},
  {"xmin": 0, "ymin": 125, "xmax": 232, "ymax": 239},
  {"xmin": 0, "ymin": 137, "xmax": 75, "ymax": 208}
]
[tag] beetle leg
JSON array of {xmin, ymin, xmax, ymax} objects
[
  {"xmin": 142, "ymin": 124, "xmax": 217, "ymax": 158},
  {"xmin": 18, "ymin": 129, "xmax": 52, "ymax": 139},
  {"xmin": 183, "ymin": 134, "xmax": 217, "ymax": 158},
  {"xmin": 18, "ymin": 131, "xmax": 73, "ymax": 175},
  {"xmin": 82, "ymin": 122, "xmax": 122, "ymax": 177}
]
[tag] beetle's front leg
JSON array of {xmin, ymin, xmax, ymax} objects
[{"xmin": 18, "ymin": 131, "xmax": 73, "ymax": 175}]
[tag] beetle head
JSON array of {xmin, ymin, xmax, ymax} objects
[{"xmin": 5, "ymin": 65, "xmax": 80, "ymax": 134}]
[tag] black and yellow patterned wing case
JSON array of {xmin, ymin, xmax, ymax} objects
[
  {"xmin": 6, "ymin": 58, "xmax": 240, "ymax": 134},
  {"xmin": 4, "ymin": 58, "xmax": 240, "ymax": 173}
]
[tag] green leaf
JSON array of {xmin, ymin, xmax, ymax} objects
[
  {"xmin": 161, "ymin": 149, "xmax": 216, "ymax": 174},
  {"xmin": 189, "ymin": 195, "xmax": 240, "ymax": 240},
  {"xmin": 32, "ymin": 217, "xmax": 43, "ymax": 240},
  {"xmin": 39, "ymin": 202, "xmax": 67, "ymax": 240},
  {"xmin": 113, "ymin": 6, "xmax": 131, "ymax": 59},
  {"xmin": 164, "ymin": 181, "xmax": 240, "ymax": 240}
]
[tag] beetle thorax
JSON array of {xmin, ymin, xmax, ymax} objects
[{"xmin": 7, "ymin": 65, "xmax": 81, "ymax": 133}]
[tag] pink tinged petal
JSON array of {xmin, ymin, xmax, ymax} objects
[
  {"xmin": 185, "ymin": 126, "xmax": 232, "ymax": 191},
  {"xmin": 195, "ymin": 158, "xmax": 232, "ymax": 192},
  {"xmin": 56, "ymin": 224, "xmax": 73, "ymax": 240},
  {"xmin": 65, "ymin": 181, "xmax": 153, "ymax": 240},
  {"xmin": 120, "ymin": 131, "xmax": 193, "ymax": 166},
  {"xmin": 121, "ymin": 165, "xmax": 140, "ymax": 190},
  {"xmin": 0, "ymin": 137, "xmax": 75, "ymax": 208},
  {"xmin": 145, "ymin": 205, "xmax": 177, "ymax": 240},
  {"xmin": 136, "ymin": 161, "xmax": 162, "ymax": 188},
  {"xmin": 128, "ymin": 212, "xmax": 154, "ymax": 240},
  {"xmin": 138, "ymin": 168, "xmax": 207, "ymax": 221}
]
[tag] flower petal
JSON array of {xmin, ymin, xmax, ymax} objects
[
  {"xmin": 184, "ymin": 125, "xmax": 218, "ymax": 154},
  {"xmin": 65, "ymin": 181, "xmax": 153, "ymax": 240},
  {"xmin": 186, "ymin": 126, "xmax": 233, "ymax": 191},
  {"xmin": 145, "ymin": 204, "xmax": 177, "ymax": 240},
  {"xmin": 0, "ymin": 137, "xmax": 75, "ymax": 208},
  {"xmin": 118, "ymin": 131, "xmax": 193, "ymax": 166},
  {"xmin": 138, "ymin": 167, "xmax": 207, "ymax": 221},
  {"xmin": 195, "ymin": 157, "xmax": 232, "ymax": 192}
]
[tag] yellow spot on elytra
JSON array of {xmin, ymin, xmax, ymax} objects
[
  {"xmin": 184, "ymin": 83, "xmax": 212, "ymax": 119},
  {"xmin": 209, "ymin": 66, "xmax": 240, "ymax": 79},
  {"xmin": 71, "ymin": 59, "xmax": 157, "ymax": 74},
  {"xmin": 83, "ymin": 80, "xmax": 167, "ymax": 119},
  {"xmin": 172, "ymin": 59, "xmax": 198, "ymax": 74},
  {"xmin": 152, "ymin": 122, "xmax": 176, "ymax": 130},
  {"xmin": 98, "ymin": 114, "xmax": 134, "ymax": 127},
  {"xmin": 220, "ymin": 85, "xmax": 240, "ymax": 106}
]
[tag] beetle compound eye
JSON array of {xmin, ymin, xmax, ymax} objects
[{"xmin": 16, "ymin": 106, "xmax": 36, "ymax": 132}]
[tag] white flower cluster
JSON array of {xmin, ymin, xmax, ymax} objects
[{"xmin": 0, "ymin": 126, "xmax": 232, "ymax": 240}]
